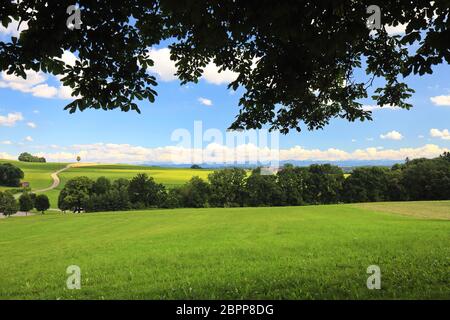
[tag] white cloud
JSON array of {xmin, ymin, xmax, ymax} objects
[
  {"xmin": 0, "ymin": 19, "xmax": 29, "ymax": 38},
  {"xmin": 0, "ymin": 69, "xmax": 76, "ymax": 100},
  {"xmin": 31, "ymin": 84, "xmax": 58, "ymax": 98},
  {"xmin": 430, "ymin": 95, "xmax": 450, "ymax": 106},
  {"xmin": 147, "ymin": 48, "xmax": 178, "ymax": 81},
  {"xmin": 198, "ymin": 97, "xmax": 213, "ymax": 106},
  {"xmin": 362, "ymin": 104, "xmax": 400, "ymax": 112},
  {"xmin": 202, "ymin": 62, "xmax": 238, "ymax": 85},
  {"xmin": 25, "ymin": 136, "xmax": 33, "ymax": 142},
  {"xmin": 1, "ymin": 140, "xmax": 12, "ymax": 145},
  {"xmin": 430, "ymin": 128, "xmax": 450, "ymax": 140},
  {"xmin": 385, "ymin": 23, "xmax": 407, "ymax": 35},
  {"xmin": 27, "ymin": 122, "xmax": 37, "ymax": 129},
  {"xmin": 380, "ymin": 130, "xmax": 404, "ymax": 140},
  {"xmin": 56, "ymin": 51, "xmax": 78, "ymax": 67},
  {"xmin": 147, "ymin": 47, "xmax": 238, "ymax": 85},
  {"xmin": 0, "ymin": 152, "xmax": 15, "ymax": 160},
  {"xmin": 31, "ymin": 142, "xmax": 449, "ymax": 164},
  {"xmin": 0, "ymin": 112, "xmax": 24, "ymax": 127}
]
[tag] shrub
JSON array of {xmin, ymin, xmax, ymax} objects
[
  {"xmin": 0, "ymin": 163, "xmax": 24, "ymax": 187},
  {"xmin": 18, "ymin": 152, "xmax": 46, "ymax": 163},
  {"xmin": 35, "ymin": 194, "xmax": 50, "ymax": 214},
  {"xmin": 208, "ymin": 168, "xmax": 247, "ymax": 207},
  {"xmin": 19, "ymin": 193, "xmax": 34, "ymax": 214},
  {"xmin": 0, "ymin": 191, "xmax": 19, "ymax": 216}
]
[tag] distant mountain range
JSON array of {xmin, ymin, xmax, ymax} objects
[{"xmin": 141, "ymin": 160, "xmax": 402, "ymax": 171}]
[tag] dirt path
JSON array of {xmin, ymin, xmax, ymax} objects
[
  {"xmin": 4, "ymin": 163, "xmax": 99, "ymax": 217},
  {"xmin": 33, "ymin": 162, "xmax": 99, "ymax": 193},
  {"xmin": 33, "ymin": 166, "xmax": 71, "ymax": 193}
]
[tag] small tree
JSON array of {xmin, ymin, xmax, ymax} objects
[
  {"xmin": 0, "ymin": 191, "xmax": 19, "ymax": 217},
  {"xmin": 58, "ymin": 176, "xmax": 93, "ymax": 213},
  {"xmin": 76, "ymin": 156, "xmax": 81, "ymax": 162},
  {"xmin": 35, "ymin": 194, "xmax": 50, "ymax": 214},
  {"xmin": 19, "ymin": 193, "xmax": 34, "ymax": 216}
]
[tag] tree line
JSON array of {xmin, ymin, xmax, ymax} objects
[
  {"xmin": 0, "ymin": 192, "xmax": 50, "ymax": 217},
  {"xmin": 57, "ymin": 153, "xmax": 450, "ymax": 213},
  {"xmin": 18, "ymin": 152, "xmax": 46, "ymax": 163}
]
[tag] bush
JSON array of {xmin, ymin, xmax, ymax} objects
[
  {"xmin": 245, "ymin": 168, "xmax": 283, "ymax": 206},
  {"xmin": 0, "ymin": 163, "xmax": 24, "ymax": 187},
  {"xmin": 178, "ymin": 176, "xmax": 210, "ymax": 208},
  {"xmin": 19, "ymin": 193, "xmax": 34, "ymax": 213},
  {"xmin": 342, "ymin": 167, "xmax": 390, "ymax": 203},
  {"xmin": 128, "ymin": 174, "xmax": 166, "ymax": 207},
  {"xmin": 0, "ymin": 191, "xmax": 19, "ymax": 216},
  {"xmin": 58, "ymin": 176, "xmax": 94, "ymax": 213},
  {"xmin": 208, "ymin": 168, "xmax": 247, "ymax": 207},
  {"xmin": 35, "ymin": 194, "xmax": 50, "ymax": 214},
  {"xmin": 18, "ymin": 152, "xmax": 46, "ymax": 163}
]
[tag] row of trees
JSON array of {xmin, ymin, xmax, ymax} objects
[
  {"xmin": 0, "ymin": 192, "xmax": 50, "ymax": 217},
  {"xmin": 0, "ymin": 163, "xmax": 24, "ymax": 187},
  {"xmin": 18, "ymin": 152, "xmax": 46, "ymax": 163},
  {"xmin": 58, "ymin": 153, "xmax": 450, "ymax": 213}
]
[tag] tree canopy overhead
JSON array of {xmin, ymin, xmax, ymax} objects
[{"xmin": 1, "ymin": 1, "xmax": 449, "ymax": 133}]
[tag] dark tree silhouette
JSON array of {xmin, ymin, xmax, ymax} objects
[{"xmin": 1, "ymin": 1, "xmax": 449, "ymax": 133}]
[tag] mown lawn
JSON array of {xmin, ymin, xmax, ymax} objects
[{"xmin": 0, "ymin": 202, "xmax": 448, "ymax": 299}]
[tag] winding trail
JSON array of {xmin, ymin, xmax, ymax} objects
[
  {"xmin": 34, "ymin": 162, "xmax": 100, "ymax": 193},
  {"xmin": 34, "ymin": 165, "xmax": 71, "ymax": 193},
  {"xmin": 3, "ymin": 163, "xmax": 99, "ymax": 218}
]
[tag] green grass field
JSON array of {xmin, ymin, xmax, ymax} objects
[
  {"xmin": 0, "ymin": 201, "xmax": 448, "ymax": 299},
  {"xmin": 0, "ymin": 160, "xmax": 68, "ymax": 193}
]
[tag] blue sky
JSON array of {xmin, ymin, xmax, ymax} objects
[{"xmin": 1, "ymin": 27, "xmax": 449, "ymax": 164}]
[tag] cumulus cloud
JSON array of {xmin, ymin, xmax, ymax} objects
[
  {"xmin": 30, "ymin": 142, "xmax": 449, "ymax": 165},
  {"xmin": 25, "ymin": 136, "xmax": 33, "ymax": 142},
  {"xmin": 27, "ymin": 122, "xmax": 37, "ymax": 129},
  {"xmin": 0, "ymin": 152, "xmax": 15, "ymax": 160},
  {"xmin": 147, "ymin": 47, "xmax": 238, "ymax": 85},
  {"xmin": 202, "ymin": 62, "xmax": 238, "ymax": 85},
  {"xmin": 147, "ymin": 48, "xmax": 178, "ymax": 81},
  {"xmin": 56, "ymin": 51, "xmax": 78, "ymax": 67},
  {"xmin": 198, "ymin": 97, "xmax": 213, "ymax": 106},
  {"xmin": 430, "ymin": 128, "xmax": 450, "ymax": 140},
  {"xmin": 380, "ymin": 130, "xmax": 404, "ymax": 140},
  {"xmin": 430, "ymin": 95, "xmax": 450, "ymax": 106},
  {"xmin": 0, "ymin": 70, "xmax": 75, "ymax": 100},
  {"xmin": 0, "ymin": 50, "xmax": 79, "ymax": 100},
  {"xmin": 1, "ymin": 140, "xmax": 12, "ymax": 145},
  {"xmin": 385, "ymin": 23, "xmax": 407, "ymax": 35},
  {"xmin": 0, "ymin": 19, "xmax": 28, "ymax": 37},
  {"xmin": 0, "ymin": 112, "xmax": 24, "ymax": 127},
  {"xmin": 362, "ymin": 104, "xmax": 401, "ymax": 112}
]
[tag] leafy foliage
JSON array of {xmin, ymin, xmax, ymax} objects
[
  {"xmin": 56, "ymin": 153, "xmax": 450, "ymax": 213},
  {"xmin": 2, "ymin": 1, "xmax": 448, "ymax": 132},
  {"xmin": 18, "ymin": 152, "xmax": 46, "ymax": 163},
  {"xmin": 0, "ymin": 191, "xmax": 19, "ymax": 217},
  {"xmin": 19, "ymin": 192, "xmax": 34, "ymax": 213},
  {"xmin": 0, "ymin": 163, "xmax": 24, "ymax": 187},
  {"xmin": 35, "ymin": 194, "xmax": 50, "ymax": 214}
]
